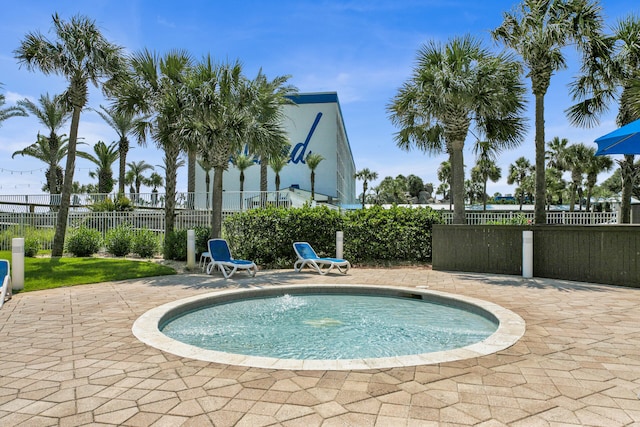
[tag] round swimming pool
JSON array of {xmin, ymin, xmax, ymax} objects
[{"xmin": 133, "ymin": 285, "xmax": 525, "ymax": 370}]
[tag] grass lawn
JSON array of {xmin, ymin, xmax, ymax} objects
[{"xmin": 0, "ymin": 251, "xmax": 176, "ymax": 292}]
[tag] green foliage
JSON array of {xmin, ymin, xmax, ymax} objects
[
  {"xmin": 223, "ymin": 205, "xmax": 442, "ymax": 268},
  {"xmin": 105, "ymin": 223, "xmax": 133, "ymax": 257},
  {"xmin": 0, "ymin": 225, "xmax": 54, "ymax": 252},
  {"xmin": 90, "ymin": 195, "xmax": 134, "ymax": 212},
  {"xmin": 343, "ymin": 205, "xmax": 441, "ymax": 262},
  {"xmin": 162, "ymin": 226, "xmax": 211, "ymax": 261},
  {"xmin": 65, "ymin": 226, "xmax": 102, "ymax": 257},
  {"xmin": 24, "ymin": 236, "xmax": 40, "ymax": 257},
  {"xmin": 487, "ymin": 213, "xmax": 531, "ymax": 225},
  {"xmin": 163, "ymin": 229, "xmax": 187, "ymax": 260},
  {"xmin": 132, "ymin": 228, "xmax": 159, "ymax": 258}
]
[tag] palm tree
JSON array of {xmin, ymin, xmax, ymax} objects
[
  {"xmin": 125, "ymin": 160, "xmax": 154, "ymax": 196},
  {"xmin": 248, "ymin": 70, "xmax": 297, "ymax": 197},
  {"xmin": 0, "ymin": 83, "xmax": 27, "ymax": 125},
  {"xmin": 508, "ymin": 157, "xmax": 534, "ymax": 210},
  {"xmin": 562, "ymin": 143, "xmax": 592, "ymax": 211},
  {"xmin": 584, "ymin": 149, "xmax": 613, "ymax": 211},
  {"xmin": 545, "ymin": 136, "xmax": 569, "ymax": 171},
  {"xmin": 437, "ymin": 161, "xmax": 452, "ymax": 209},
  {"xmin": 95, "ymin": 105, "xmax": 145, "ymax": 195},
  {"xmin": 474, "ymin": 140, "xmax": 502, "ymax": 211},
  {"xmin": 354, "ymin": 168, "xmax": 379, "ymax": 209},
  {"xmin": 493, "ymin": 0, "xmax": 606, "ymax": 224},
  {"xmin": 305, "ymin": 153, "xmax": 324, "ymax": 201},
  {"xmin": 112, "ymin": 49, "xmax": 192, "ymax": 236},
  {"xmin": 270, "ymin": 149, "xmax": 289, "ymax": 204},
  {"xmin": 145, "ymin": 171, "xmax": 164, "ymax": 206},
  {"xmin": 15, "ymin": 13, "xmax": 125, "ymax": 257},
  {"xmin": 198, "ymin": 153, "xmax": 214, "ymax": 210},
  {"xmin": 232, "ymin": 153, "xmax": 255, "ymax": 210},
  {"xmin": 16, "ymin": 93, "xmax": 71, "ymax": 196},
  {"xmin": 388, "ymin": 35, "xmax": 527, "ymax": 224},
  {"xmin": 78, "ymin": 141, "xmax": 119, "ymax": 194},
  {"xmin": 12, "ymin": 134, "xmax": 70, "ymax": 195},
  {"xmin": 179, "ymin": 57, "xmax": 255, "ymax": 238},
  {"xmin": 568, "ymin": 15, "xmax": 640, "ymax": 223}
]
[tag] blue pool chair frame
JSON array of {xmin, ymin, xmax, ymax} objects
[
  {"xmin": 206, "ymin": 239, "xmax": 257, "ymax": 278},
  {"xmin": 0, "ymin": 259, "xmax": 11, "ymax": 308},
  {"xmin": 293, "ymin": 242, "xmax": 350, "ymax": 275}
]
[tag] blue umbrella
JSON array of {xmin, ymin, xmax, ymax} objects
[{"xmin": 594, "ymin": 118, "xmax": 640, "ymax": 156}]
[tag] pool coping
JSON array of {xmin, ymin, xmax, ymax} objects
[{"xmin": 132, "ymin": 284, "xmax": 526, "ymax": 370}]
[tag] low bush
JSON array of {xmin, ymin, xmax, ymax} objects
[
  {"xmin": 66, "ymin": 226, "xmax": 102, "ymax": 257},
  {"xmin": 132, "ymin": 228, "xmax": 159, "ymax": 258},
  {"xmin": 24, "ymin": 236, "xmax": 40, "ymax": 257},
  {"xmin": 105, "ymin": 223, "xmax": 133, "ymax": 256},
  {"xmin": 163, "ymin": 229, "xmax": 187, "ymax": 260}
]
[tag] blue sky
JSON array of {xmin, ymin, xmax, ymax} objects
[{"xmin": 0, "ymin": 0, "xmax": 637, "ymax": 197}]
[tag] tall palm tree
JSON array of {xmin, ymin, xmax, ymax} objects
[
  {"xmin": 145, "ymin": 171, "xmax": 164, "ymax": 206},
  {"xmin": 95, "ymin": 105, "xmax": 145, "ymax": 195},
  {"xmin": 388, "ymin": 35, "xmax": 527, "ymax": 224},
  {"xmin": 354, "ymin": 168, "xmax": 378, "ymax": 209},
  {"xmin": 248, "ymin": 69, "xmax": 297, "ymax": 196},
  {"xmin": 545, "ymin": 136, "xmax": 569, "ymax": 171},
  {"xmin": 180, "ymin": 57, "xmax": 255, "ymax": 238},
  {"xmin": 270, "ymin": 149, "xmax": 289, "ymax": 204},
  {"xmin": 0, "ymin": 83, "xmax": 27, "ymax": 125},
  {"xmin": 568, "ymin": 14, "xmax": 640, "ymax": 223},
  {"xmin": 584, "ymin": 149, "xmax": 613, "ymax": 210},
  {"xmin": 15, "ymin": 13, "xmax": 125, "ymax": 257},
  {"xmin": 562, "ymin": 143, "xmax": 592, "ymax": 211},
  {"xmin": 113, "ymin": 49, "xmax": 192, "ymax": 236},
  {"xmin": 198, "ymin": 153, "xmax": 214, "ymax": 210},
  {"xmin": 232, "ymin": 153, "xmax": 255, "ymax": 211},
  {"xmin": 125, "ymin": 160, "xmax": 154, "ymax": 196},
  {"xmin": 78, "ymin": 140, "xmax": 119, "ymax": 194},
  {"xmin": 16, "ymin": 93, "xmax": 70, "ymax": 195},
  {"xmin": 493, "ymin": 0, "xmax": 606, "ymax": 224},
  {"xmin": 12, "ymin": 134, "xmax": 70, "ymax": 195},
  {"xmin": 508, "ymin": 156, "xmax": 534, "ymax": 210},
  {"xmin": 305, "ymin": 153, "xmax": 324, "ymax": 201},
  {"xmin": 474, "ymin": 140, "xmax": 502, "ymax": 211}
]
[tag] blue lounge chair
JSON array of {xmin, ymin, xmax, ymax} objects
[
  {"xmin": 293, "ymin": 242, "xmax": 350, "ymax": 275},
  {"xmin": 0, "ymin": 259, "xmax": 11, "ymax": 308},
  {"xmin": 206, "ymin": 239, "xmax": 257, "ymax": 278}
]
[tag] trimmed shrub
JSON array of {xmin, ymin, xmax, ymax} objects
[
  {"xmin": 105, "ymin": 223, "xmax": 133, "ymax": 257},
  {"xmin": 132, "ymin": 228, "xmax": 159, "ymax": 258},
  {"xmin": 163, "ymin": 229, "xmax": 188, "ymax": 260},
  {"xmin": 24, "ymin": 236, "xmax": 40, "ymax": 257},
  {"xmin": 66, "ymin": 226, "xmax": 102, "ymax": 257}
]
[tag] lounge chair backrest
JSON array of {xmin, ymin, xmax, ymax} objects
[
  {"xmin": 294, "ymin": 242, "xmax": 318, "ymax": 260},
  {"xmin": 208, "ymin": 239, "xmax": 232, "ymax": 262},
  {"xmin": 0, "ymin": 259, "xmax": 9, "ymax": 280}
]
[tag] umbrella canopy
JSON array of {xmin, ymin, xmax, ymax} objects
[{"xmin": 594, "ymin": 118, "xmax": 640, "ymax": 156}]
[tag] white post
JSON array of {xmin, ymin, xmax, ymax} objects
[
  {"xmin": 522, "ymin": 230, "xmax": 533, "ymax": 279},
  {"xmin": 12, "ymin": 238, "xmax": 24, "ymax": 291},
  {"xmin": 187, "ymin": 230, "xmax": 195, "ymax": 270},
  {"xmin": 336, "ymin": 231, "xmax": 344, "ymax": 259}
]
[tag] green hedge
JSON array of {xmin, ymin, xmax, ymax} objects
[{"xmin": 221, "ymin": 205, "xmax": 442, "ymax": 268}]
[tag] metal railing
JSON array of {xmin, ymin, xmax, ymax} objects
[{"xmin": 439, "ymin": 211, "xmax": 617, "ymax": 225}]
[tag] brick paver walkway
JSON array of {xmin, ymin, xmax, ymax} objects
[{"xmin": 1, "ymin": 267, "xmax": 639, "ymax": 426}]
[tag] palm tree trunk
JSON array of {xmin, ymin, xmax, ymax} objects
[
  {"xmin": 362, "ymin": 182, "xmax": 368, "ymax": 209},
  {"xmin": 482, "ymin": 179, "xmax": 487, "ymax": 212},
  {"xmin": 51, "ymin": 106, "xmax": 81, "ymax": 257},
  {"xmin": 534, "ymin": 93, "xmax": 547, "ymax": 225},
  {"xmin": 311, "ymin": 171, "xmax": 315, "ymax": 201},
  {"xmin": 240, "ymin": 173, "xmax": 244, "ymax": 211},
  {"xmin": 163, "ymin": 147, "xmax": 179, "ymax": 237},
  {"xmin": 205, "ymin": 171, "xmax": 211, "ymax": 210},
  {"xmin": 260, "ymin": 161, "xmax": 268, "ymax": 207},
  {"xmin": 211, "ymin": 166, "xmax": 224, "ymax": 238},
  {"xmin": 118, "ymin": 138, "xmax": 128, "ymax": 195},
  {"xmin": 187, "ymin": 149, "xmax": 196, "ymax": 209},
  {"xmin": 621, "ymin": 154, "xmax": 634, "ymax": 223},
  {"xmin": 451, "ymin": 147, "xmax": 465, "ymax": 225}
]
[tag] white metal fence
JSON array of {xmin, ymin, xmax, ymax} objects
[{"xmin": 0, "ymin": 204, "xmax": 619, "ymax": 252}]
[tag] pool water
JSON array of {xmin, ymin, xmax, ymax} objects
[{"xmin": 160, "ymin": 293, "xmax": 498, "ymax": 360}]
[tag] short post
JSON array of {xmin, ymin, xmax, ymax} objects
[
  {"xmin": 336, "ymin": 231, "xmax": 344, "ymax": 259},
  {"xmin": 12, "ymin": 238, "xmax": 24, "ymax": 291},
  {"xmin": 522, "ymin": 230, "xmax": 533, "ymax": 279},
  {"xmin": 187, "ymin": 229, "xmax": 195, "ymax": 270}
]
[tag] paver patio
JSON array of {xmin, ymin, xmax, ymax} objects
[{"xmin": 0, "ymin": 266, "xmax": 639, "ymax": 426}]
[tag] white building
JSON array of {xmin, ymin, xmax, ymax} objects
[{"xmin": 194, "ymin": 92, "xmax": 357, "ymax": 207}]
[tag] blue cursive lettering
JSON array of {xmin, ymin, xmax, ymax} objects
[{"xmin": 290, "ymin": 112, "xmax": 322, "ymax": 164}]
